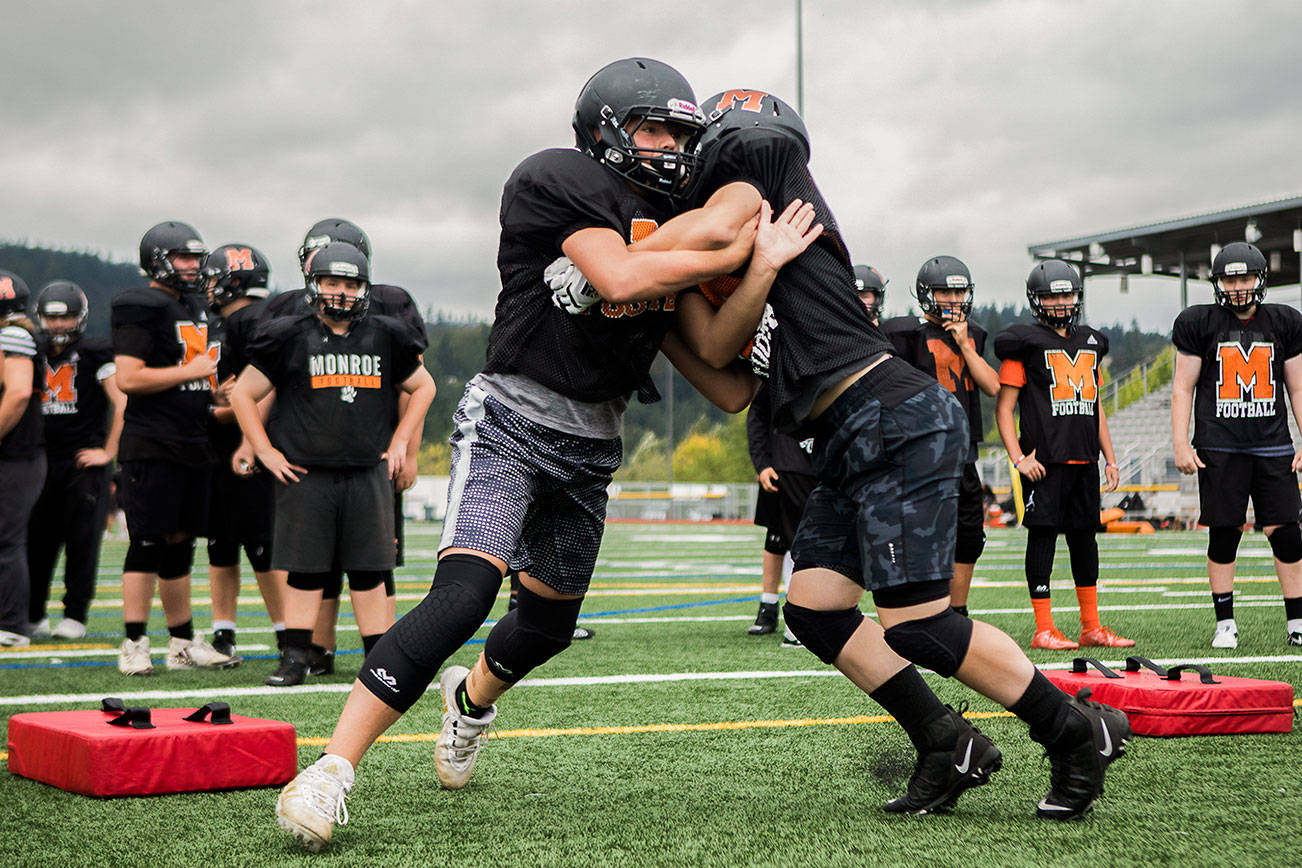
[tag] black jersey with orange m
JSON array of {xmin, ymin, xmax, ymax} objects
[
  {"xmin": 1172, "ymin": 302, "xmax": 1302, "ymax": 450},
  {"xmin": 994, "ymin": 322, "xmax": 1108, "ymax": 462},
  {"xmin": 38, "ymin": 334, "xmax": 115, "ymax": 459},
  {"xmin": 883, "ymin": 316, "xmax": 987, "ymax": 444}
]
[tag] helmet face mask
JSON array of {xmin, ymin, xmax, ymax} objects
[
  {"xmin": 36, "ymin": 281, "xmax": 88, "ymax": 351},
  {"xmin": 202, "ymin": 245, "xmax": 270, "ymax": 312},
  {"xmin": 1026, "ymin": 260, "xmax": 1083, "ymax": 331},
  {"xmin": 304, "ymin": 242, "xmax": 371, "ymax": 321},
  {"xmin": 1211, "ymin": 241, "xmax": 1268, "ymax": 313},
  {"xmin": 140, "ymin": 221, "xmax": 207, "ymax": 293},
  {"xmin": 915, "ymin": 256, "xmax": 973, "ymax": 322},
  {"xmin": 853, "ymin": 265, "xmax": 887, "ymax": 321}
]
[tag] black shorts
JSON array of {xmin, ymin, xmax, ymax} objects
[
  {"xmin": 790, "ymin": 376, "xmax": 967, "ymax": 592},
  {"xmin": 394, "ymin": 491, "xmax": 405, "ymax": 567},
  {"xmin": 272, "ymin": 464, "xmax": 395, "ymax": 572},
  {"xmin": 754, "ymin": 471, "xmax": 817, "ymax": 554},
  {"xmin": 120, "ymin": 459, "xmax": 211, "ymax": 539},
  {"xmin": 1021, "ymin": 462, "xmax": 1100, "ymax": 530},
  {"xmin": 955, "ymin": 461, "xmax": 986, "ymax": 556},
  {"xmin": 207, "ymin": 463, "xmax": 274, "ymax": 546},
  {"xmin": 1197, "ymin": 450, "xmax": 1302, "ymax": 527}
]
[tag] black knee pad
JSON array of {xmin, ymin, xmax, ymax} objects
[
  {"xmin": 358, "ymin": 632, "xmax": 438, "ymax": 713},
  {"xmin": 1207, "ymin": 526, "xmax": 1242, "ymax": 565},
  {"xmin": 1267, "ymin": 523, "xmax": 1302, "ymax": 564},
  {"xmin": 955, "ymin": 526, "xmax": 986, "ymax": 565},
  {"xmin": 482, "ymin": 584, "xmax": 582, "ymax": 683},
  {"xmin": 882, "ymin": 609, "xmax": 974, "ymax": 678},
  {"xmin": 763, "ymin": 530, "xmax": 789, "ymax": 556},
  {"xmin": 390, "ymin": 553, "xmax": 502, "ymax": 670},
  {"xmin": 321, "ymin": 568, "xmax": 344, "ymax": 601},
  {"xmin": 287, "ymin": 571, "xmax": 332, "ymax": 591},
  {"xmin": 781, "ymin": 602, "xmax": 864, "ymax": 664},
  {"xmin": 244, "ymin": 540, "xmax": 272, "ymax": 573},
  {"xmin": 347, "ymin": 570, "xmax": 389, "ymax": 593},
  {"xmin": 157, "ymin": 539, "xmax": 196, "ymax": 580},
  {"xmin": 207, "ymin": 538, "xmax": 239, "ymax": 569},
  {"xmin": 1065, "ymin": 530, "xmax": 1099, "ymax": 587},
  {"xmin": 124, "ymin": 538, "xmax": 162, "ymax": 574}
]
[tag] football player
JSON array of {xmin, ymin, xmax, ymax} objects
[
  {"xmin": 854, "ymin": 264, "xmax": 887, "ymax": 326},
  {"xmin": 882, "ymin": 256, "xmax": 998, "ymax": 616},
  {"xmin": 27, "ymin": 281, "xmax": 126, "ymax": 640},
  {"xmin": 111, "ymin": 222, "xmax": 238, "ymax": 674},
  {"xmin": 0, "ymin": 270, "xmax": 45, "ymax": 647},
  {"xmin": 272, "ymin": 58, "xmax": 819, "ymax": 851},
  {"xmin": 201, "ymin": 244, "xmax": 286, "ymax": 660},
  {"xmin": 641, "ymin": 89, "xmax": 1132, "ymax": 820},
  {"xmin": 994, "ymin": 260, "xmax": 1132, "ymax": 650},
  {"xmin": 1171, "ymin": 241, "xmax": 1302, "ymax": 648},
  {"xmin": 231, "ymin": 242, "xmax": 435, "ymax": 689}
]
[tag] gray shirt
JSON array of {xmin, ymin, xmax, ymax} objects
[{"xmin": 471, "ymin": 371, "xmax": 626, "ymax": 440}]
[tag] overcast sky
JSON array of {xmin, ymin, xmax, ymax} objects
[{"xmin": 3, "ymin": 0, "xmax": 1299, "ymax": 332}]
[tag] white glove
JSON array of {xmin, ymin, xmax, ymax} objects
[{"xmin": 546, "ymin": 255, "xmax": 601, "ymax": 314}]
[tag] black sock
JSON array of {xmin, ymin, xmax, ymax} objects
[
  {"xmin": 125, "ymin": 621, "xmax": 147, "ymax": 642},
  {"xmin": 1008, "ymin": 669, "xmax": 1071, "ymax": 743},
  {"xmin": 1212, "ymin": 592, "xmax": 1235, "ymax": 622},
  {"xmin": 1284, "ymin": 596, "xmax": 1302, "ymax": 621},
  {"xmin": 282, "ymin": 628, "xmax": 312, "ymax": 650},
  {"xmin": 454, "ymin": 679, "xmax": 492, "ymax": 719},
  {"xmin": 869, "ymin": 666, "xmax": 950, "ymax": 750},
  {"xmin": 951, "ymin": 605, "xmax": 969, "ymax": 617},
  {"xmin": 167, "ymin": 620, "xmax": 194, "ymax": 641},
  {"xmin": 362, "ymin": 633, "xmax": 384, "ymax": 655}
]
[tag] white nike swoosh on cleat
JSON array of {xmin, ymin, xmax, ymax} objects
[
  {"xmin": 1037, "ymin": 800, "xmax": 1074, "ymax": 813},
  {"xmin": 1099, "ymin": 720, "xmax": 1113, "ymax": 757},
  {"xmin": 955, "ymin": 740, "xmax": 974, "ymax": 774}
]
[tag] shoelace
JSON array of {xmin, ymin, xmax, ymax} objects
[
  {"xmin": 300, "ymin": 768, "xmax": 350, "ymax": 826},
  {"xmin": 449, "ymin": 718, "xmax": 491, "ymax": 757}
]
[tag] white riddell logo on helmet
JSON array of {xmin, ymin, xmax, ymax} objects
[
  {"xmin": 1224, "ymin": 262, "xmax": 1248, "ymax": 275},
  {"xmin": 946, "ymin": 275, "xmax": 969, "ymax": 288},
  {"xmin": 1049, "ymin": 279, "xmax": 1073, "ymax": 291},
  {"xmin": 666, "ymin": 98, "xmax": 699, "ymax": 115}
]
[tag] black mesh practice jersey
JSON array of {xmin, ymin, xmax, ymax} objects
[
  {"xmin": 1172, "ymin": 303, "xmax": 1302, "ymax": 451},
  {"xmin": 693, "ymin": 130, "xmax": 892, "ymax": 430},
  {"xmin": 263, "ymin": 284, "xmax": 427, "ymax": 353},
  {"xmin": 994, "ymin": 322, "xmax": 1108, "ymax": 463},
  {"xmin": 484, "ymin": 148, "xmax": 678, "ymax": 403},
  {"xmin": 110, "ymin": 286, "xmax": 217, "ymax": 466},
  {"xmin": 746, "ymin": 383, "xmax": 814, "ymax": 474},
  {"xmin": 247, "ymin": 310, "xmax": 423, "ymax": 468},
  {"xmin": 0, "ymin": 323, "xmax": 44, "ymax": 460},
  {"xmin": 37, "ymin": 334, "xmax": 115, "ymax": 459},
  {"xmin": 208, "ymin": 299, "xmax": 268, "ymax": 457},
  {"xmin": 882, "ymin": 316, "xmax": 988, "ymax": 444}
]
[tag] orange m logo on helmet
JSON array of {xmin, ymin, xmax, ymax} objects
[
  {"xmin": 176, "ymin": 321, "xmax": 219, "ymax": 390},
  {"xmin": 1217, "ymin": 342, "xmax": 1274, "ymax": 401},
  {"xmin": 714, "ymin": 90, "xmax": 768, "ymax": 114},
  {"xmin": 0, "ymin": 277, "xmax": 14, "ymax": 300},
  {"xmin": 44, "ymin": 361, "xmax": 77, "ymax": 404},
  {"xmin": 224, "ymin": 247, "xmax": 255, "ymax": 271},
  {"xmin": 1044, "ymin": 349, "xmax": 1098, "ymax": 401}
]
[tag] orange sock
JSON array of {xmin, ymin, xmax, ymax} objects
[
  {"xmin": 1032, "ymin": 598, "xmax": 1055, "ymax": 632},
  {"xmin": 1076, "ymin": 586, "xmax": 1101, "ymax": 631}
]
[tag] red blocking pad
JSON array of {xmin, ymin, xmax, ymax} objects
[
  {"xmin": 1046, "ymin": 658, "xmax": 1295, "ymax": 737},
  {"xmin": 7, "ymin": 705, "xmax": 297, "ymax": 796}
]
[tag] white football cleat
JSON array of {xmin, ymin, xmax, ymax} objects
[
  {"xmin": 30, "ymin": 618, "xmax": 51, "ymax": 638},
  {"xmin": 1211, "ymin": 620, "xmax": 1238, "ymax": 649},
  {"xmin": 52, "ymin": 618, "xmax": 87, "ymax": 640},
  {"xmin": 435, "ymin": 665, "xmax": 497, "ymax": 789},
  {"xmin": 118, "ymin": 636, "xmax": 155, "ymax": 675},
  {"xmin": 165, "ymin": 636, "xmax": 240, "ymax": 670},
  {"xmin": 276, "ymin": 754, "xmax": 354, "ymax": 852}
]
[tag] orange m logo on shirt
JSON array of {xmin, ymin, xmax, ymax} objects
[
  {"xmin": 1217, "ymin": 342, "xmax": 1274, "ymax": 401},
  {"xmin": 176, "ymin": 321, "xmax": 219, "ymax": 390},
  {"xmin": 714, "ymin": 89, "xmax": 768, "ymax": 114},
  {"xmin": 1044, "ymin": 349, "xmax": 1098, "ymax": 401},
  {"xmin": 925, "ymin": 338, "xmax": 970, "ymax": 393},
  {"xmin": 44, "ymin": 361, "xmax": 77, "ymax": 405}
]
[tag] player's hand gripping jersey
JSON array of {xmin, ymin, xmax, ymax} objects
[
  {"xmin": 484, "ymin": 149, "xmax": 678, "ymax": 404},
  {"xmin": 994, "ymin": 322, "xmax": 1108, "ymax": 462},
  {"xmin": 882, "ymin": 316, "xmax": 988, "ymax": 445},
  {"xmin": 1172, "ymin": 302, "xmax": 1302, "ymax": 451},
  {"xmin": 38, "ymin": 333, "xmax": 115, "ymax": 459}
]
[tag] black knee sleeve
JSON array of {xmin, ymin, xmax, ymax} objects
[
  {"xmin": 384, "ymin": 571, "xmax": 396, "ymax": 596},
  {"xmin": 287, "ymin": 571, "xmax": 332, "ymax": 591},
  {"xmin": 207, "ymin": 538, "xmax": 239, "ymax": 569},
  {"xmin": 1268, "ymin": 523, "xmax": 1302, "ymax": 564},
  {"xmin": 955, "ymin": 526, "xmax": 986, "ymax": 565},
  {"xmin": 124, "ymin": 538, "xmax": 162, "ymax": 574},
  {"xmin": 321, "ymin": 568, "xmax": 344, "ymax": 601},
  {"xmin": 482, "ymin": 585, "xmax": 582, "ymax": 683},
  {"xmin": 882, "ymin": 609, "xmax": 974, "ymax": 678},
  {"xmin": 347, "ymin": 570, "xmax": 389, "ymax": 593},
  {"xmin": 157, "ymin": 539, "xmax": 196, "ymax": 580},
  {"xmin": 781, "ymin": 602, "xmax": 863, "ymax": 664},
  {"xmin": 1207, "ymin": 526, "xmax": 1242, "ymax": 565},
  {"xmin": 245, "ymin": 540, "xmax": 272, "ymax": 573},
  {"xmin": 1065, "ymin": 530, "xmax": 1098, "ymax": 588},
  {"xmin": 763, "ymin": 529, "xmax": 789, "ymax": 556},
  {"xmin": 1025, "ymin": 527, "xmax": 1057, "ymax": 598}
]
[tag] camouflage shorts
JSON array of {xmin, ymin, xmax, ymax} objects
[{"xmin": 791, "ymin": 379, "xmax": 967, "ymax": 592}]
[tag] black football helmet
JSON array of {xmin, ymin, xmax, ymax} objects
[
  {"xmin": 0, "ymin": 270, "xmax": 31, "ymax": 319},
  {"xmin": 1026, "ymin": 259, "xmax": 1083, "ymax": 331},
  {"xmin": 139, "ymin": 221, "xmax": 207, "ymax": 292},
  {"xmin": 35, "ymin": 281, "xmax": 88, "ymax": 351},
  {"xmin": 305, "ymin": 242, "xmax": 370, "ymax": 320},
  {"xmin": 298, "ymin": 218, "xmax": 372, "ymax": 274},
  {"xmin": 696, "ymin": 89, "xmax": 810, "ymax": 167},
  {"xmin": 203, "ymin": 244, "xmax": 271, "ymax": 311},
  {"xmin": 1210, "ymin": 241, "xmax": 1268, "ymax": 312},
  {"xmin": 573, "ymin": 57, "xmax": 706, "ymax": 201},
  {"xmin": 853, "ymin": 265, "xmax": 887, "ymax": 320},
  {"xmin": 915, "ymin": 255, "xmax": 974, "ymax": 321}
]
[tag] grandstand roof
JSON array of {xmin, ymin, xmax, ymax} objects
[{"xmin": 1027, "ymin": 195, "xmax": 1302, "ymax": 287}]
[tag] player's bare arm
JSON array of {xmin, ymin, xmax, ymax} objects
[
  {"xmin": 997, "ymin": 383, "xmax": 1043, "ymax": 481},
  {"xmin": 660, "ymin": 329, "xmax": 757, "ymax": 414},
  {"xmin": 947, "ymin": 325, "xmax": 999, "ymax": 396},
  {"xmin": 0, "ymin": 352, "xmax": 34, "ymax": 441},
  {"xmin": 1283, "ymin": 353, "xmax": 1302, "ymax": 471},
  {"xmin": 1098, "ymin": 405, "xmax": 1120, "ymax": 491},
  {"xmin": 630, "ymin": 181, "xmax": 763, "ymax": 254},
  {"xmin": 230, "ymin": 365, "xmax": 306, "ymax": 484},
  {"xmin": 384, "ymin": 365, "xmax": 436, "ymax": 481},
  {"xmin": 113, "ymin": 352, "xmax": 217, "ymax": 395},
  {"xmin": 1170, "ymin": 351, "xmax": 1204, "ymax": 474},
  {"xmin": 76, "ymin": 372, "xmax": 127, "ymax": 469}
]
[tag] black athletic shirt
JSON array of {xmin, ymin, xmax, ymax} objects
[
  {"xmin": 882, "ymin": 316, "xmax": 988, "ymax": 444},
  {"xmin": 994, "ymin": 322, "xmax": 1108, "ymax": 463},
  {"xmin": 247, "ymin": 310, "xmax": 423, "ymax": 468},
  {"xmin": 208, "ymin": 299, "xmax": 268, "ymax": 457},
  {"xmin": 746, "ymin": 383, "xmax": 814, "ymax": 474},
  {"xmin": 38, "ymin": 334, "xmax": 115, "ymax": 459},
  {"xmin": 263, "ymin": 284, "xmax": 427, "ymax": 352},
  {"xmin": 692, "ymin": 130, "xmax": 894, "ymax": 430},
  {"xmin": 483, "ymin": 148, "xmax": 677, "ymax": 403},
  {"xmin": 1171, "ymin": 302, "xmax": 1302, "ymax": 452},
  {"xmin": 0, "ymin": 323, "xmax": 44, "ymax": 460},
  {"xmin": 110, "ymin": 286, "xmax": 216, "ymax": 466}
]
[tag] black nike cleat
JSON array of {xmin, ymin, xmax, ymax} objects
[
  {"xmin": 884, "ymin": 705, "xmax": 1002, "ymax": 815},
  {"xmin": 266, "ymin": 647, "xmax": 311, "ymax": 687},
  {"xmin": 307, "ymin": 645, "xmax": 335, "ymax": 676},
  {"xmin": 747, "ymin": 602, "xmax": 779, "ymax": 636},
  {"xmin": 1036, "ymin": 688, "xmax": 1133, "ymax": 820}
]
